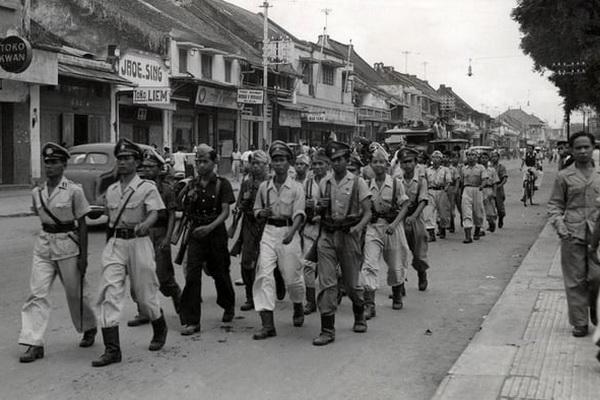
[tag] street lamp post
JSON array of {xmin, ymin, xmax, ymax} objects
[{"xmin": 262, "ymin": 1, "xmax": 270, "ymax": 149}]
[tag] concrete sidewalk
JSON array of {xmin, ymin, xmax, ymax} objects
[{"xmin": 432, "ymin": 222, "xmax": 600, "ymax": 400}]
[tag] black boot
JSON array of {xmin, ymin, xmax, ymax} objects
[
  {"xmin": 293, "ymin": 303, "xmax": 304, "ymax": 327},
  {"xmin": 91, "ymin": 327, "xmax": 122, "ymax": 367},
  {"xmin": 439, "ymin": 227, "xmax": 446, "ymax": 239},
  {"xmin": 253, "ymin": 311, "xmax": 276, "ymax": 340},
  {"xmin": 392, "ymin": 285, "xmax": 404, "ymax": 310},
  {"xmin": 418, "ymin": 271, "xmax": 428, "ymax": 291},
  {"xmin": 19, "ymin": 345, "xmax": 44, "ymax": 363},
  {"xmin": 79, "ymin": 327, "xmax": 97, "ymax": 348},
  {"xmin": 171, "ymin": 288, "xmax": 182, "ymax": 314},
  {"xmin": 488, "ymin": 220, "xmax": 496, "ymax": 233},
  {"xmin": 149, "ymin": 312, "xmax": 168, "ymax": 351},
  {"xmin": 449, "ymin": 218, "xmax": 455, "ymax": 233},
  {"xmin": 274, "ymin": 268, "xmax": 286, "ymax": 301},
  {"xmin": 364, "ymin": 289, "xmax": 376, "ymax": 320},
  {"xmin": 463, "ymin": 228, "xmax": 473, "ymax": 244},
  {"xmin": 352, "ymin": 304, "xmax": 367, "ymax": 333},
  {"xmin": 498, "ymin": 216, "xmax": 504, "ymax": 229},
  {"xmin": 427, "ymin": 229, "xmax": 437, "ymax": 242},
  {"xmin": 474, "ymin": 227, "xmax": 481, "ymax": 240},
  {"xmin": 240, "ymin": 284, "xmax": 254, "ymax": 311},
  {"xmin": 312, "ymin": 314, "xmax": 335, "ymax": 346},
  {"xmin": 304, "ymin": 287, "xmax": 317, "ymax": 315}
]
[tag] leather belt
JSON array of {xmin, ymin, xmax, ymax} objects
[
  {"xmin": 429, "ymin": 186, "xmax": 445, "ymax": 190},
  {"xmin": 42, "ymin": 222, "xmax": 76, "ymax": 233},
  {"xmin": 266, "ymin": 218, "xmax": 292, "ymax": 227},
  {"xmin": 114, "ymin": 228, "xmax": 148, "ymax": 239},
  {"xmin": 464, "ymin": 184, "xmax": 480, "ymax": 187}
]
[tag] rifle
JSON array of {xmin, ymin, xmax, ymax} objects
[{"xmin": 174, "ymin": 220, "xmax": 191, "ymax": 265}]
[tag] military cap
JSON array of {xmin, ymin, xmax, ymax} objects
[
  {"xmin": 371, "ymin": 146, "xmax": 389, "ymax": 162},
  {"xmin": 296, "ymin": 153, "xmax": 310, "ymax": 165},
  {"xmin": 325, "ymin": 141, "xmax": 350, "ymax": 160},
  {"xmin": 311, "ymin": 148, "xmax": 329, "ymax": 163},
  {"xmin": 42, "ymin": 142, "xmax": 70, "ymax": 162},
  {"xmin": 398, "ymin": 147, "xmax": 419, "ymax": 161},
  {"xmin": 142, "ymin": 148, "xmax": 165, "ymax": 166},
  {"xmin": 251, "ymin": 150, "xmax": 269, "ymax": 164},
  {"xmin": 195, "ymin": 143, "xmax": 216, "ymax": 160},
  {"xmin": 348, "ymin": 152, "xmax": 364, "ymax": 168},
  {"xmin": 269, "ymin": 140, "xmax": 294, "ymax": 159},
  {"xmin": 556, "ymin": 140, "xmax": 568, "ymax": 146},
  {"xmin": 114, "ymin": 138, "xmax": 142, "ymax": 158},
  {"xmin": 431, "ymin": 150, "xmax": 443, "ymax": 158}
]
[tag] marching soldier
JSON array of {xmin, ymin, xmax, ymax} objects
[
  {"xmin": 460, "ymin": 149, "xmax": 486, "ymax": 244},
  {"xmin": 178, "ymin": 144, "xmax": 236, "ymax": 335},
  {"xmin": 313, "ymin": 141, "xmax": 372, "ymax": 346},
  {"xmin": 93, "ymin": 139, "xmax": 167, "ymax": 367},
  {"xmin": 127, "ymin": 149, "xmax": 182, "ymax": 327},
  {"xmin": 398, "ymin": 148, "xmax": 431, "ymax": 291},
  {"xmin": 252, "ymin": 141, "xmax": 306, "ymax": 340},
  {"xmin": 361, "ymin": 147, "xmax": 411, "ymax": 317},
  {"xmin": 294, "ymin": 153, "xmax": 311, "ymax": 184},
  {"xmin": 302, "ymin": 149, "xmax": 330, "ymax": 315},
  {"xmin": 228, "ymin": 150, "xmax": 270, "ymax": 311},
  {"xmin": 479, "ymin": 152, "xmax": 500, "ymax": 232},
  {"xmin": 18, "ymin": 143, "xmax": 97, "ymax": 363},
  {"xmin": 445, "ymin": 152, "xmax": 461, "ymax": 233},
  {"xmin": 490, "ymin": 150, "xmax": 508, "ymax": 228},
  {"xmin": 423, "ymin": 150, "xmax": 452, "ymax": 240}
]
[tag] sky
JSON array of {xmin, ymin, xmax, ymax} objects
[{"xmin": 226, "ymin": 0, "xmax": 567, "ymax": 128}]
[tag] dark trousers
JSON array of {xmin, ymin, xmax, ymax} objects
[
  {"xmin": 150, "ymin": 226, "xmax": 181, "ymax": 298},
  {"xmin": 404, "ymin": 217, "xmax": 430, "ymax": 272},
  {"xmin": 240, "ymin": 215, "xmax": 263, "ymax": 303},
  {"xmin": 180, "ymin": 224, "xmax": 235, "ymax": 325}
]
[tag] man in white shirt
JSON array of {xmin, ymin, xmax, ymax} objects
[{"xmin": 172, "ymin": 146, "xmax": 187, "ymax": 177}]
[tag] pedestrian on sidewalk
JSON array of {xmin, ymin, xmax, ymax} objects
[
  {"xmin": 18, "ymin": 142, "xmax": 97, "ymax": 363},
  {"xmin": 231, "ymin": 144, "xmax": 242, "ymax": 182},
  {"xmin": 548, "ymin": 131, "xmax": 600, "ymax": 341}
]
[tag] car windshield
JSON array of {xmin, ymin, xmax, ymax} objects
[{"xmin": 68, "ymin": 152, "xmax": 109, "ymax": 165}]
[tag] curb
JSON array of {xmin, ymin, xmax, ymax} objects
[
  {"xmin": 0, "ymin": 212, "xmax": 36, "ymax": 218},
  {"xmin": 431, "ymin": 221, "xmax": 560, "ymax": 400}
]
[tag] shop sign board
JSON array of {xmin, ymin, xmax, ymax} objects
[
  {"xmin": 196, "ymin": 85, "xmax": 238, "ymax": 110},
  {"xmin": 119, "ymin": 51, "xmax": 169, "ymax": 87},
  {"xmin": 306, "ymin": 112, "xmax": 326, "ymax": 122},
  {"xmin": 237, "ymin": 89, "xmax": 264, "ymax": 104},
  {"xmin": 265, "ymin": 39, "xmax": 293, "ymax": 65},
  {"xmin": 0, "ymin": 36, "xmax": 33, "ymax": 73},
  {"xmin": 133, "ymin": 87, "xmax": 170, "ymax": 104}
]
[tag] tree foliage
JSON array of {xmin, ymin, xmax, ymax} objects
[{"xmin": 512, "ymin": 0, "xmax": 600, "ymax": 113}]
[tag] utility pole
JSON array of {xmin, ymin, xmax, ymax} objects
[
  {"xmin": 401, "ymin": 50, "xmax": 419, "ymax": 74},
  {"xmin": 260, "ymin": 1, "xmax": 271, "ymax": 148},
  {"xmin": 315, "ymin": 8, "xmax": 332, "ymax": 99}
]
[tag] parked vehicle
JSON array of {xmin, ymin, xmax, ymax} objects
[
  {"xmin": 466, "ymin": 145, "xmax": 494, "ymax": 155},
  {"xmin": 384, "ymin": 127, "xmax": 435, "ymax": 153}
]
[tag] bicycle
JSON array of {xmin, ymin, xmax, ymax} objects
[{"xmin": 522, "ymin": 168, "xmax": 536, "ymax": 207}]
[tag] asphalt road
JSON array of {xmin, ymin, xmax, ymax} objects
[{"xmin": 0, "ymin": 159, "xmax": 554, "ymax": 400}]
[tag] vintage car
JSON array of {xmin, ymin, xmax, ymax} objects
[
  {"xmin": 64, "ymin": 142, "xmax": 154, "ymax": 220},
  {"xmin": 384, "ymin": 126, "xmax": 435, "ymax": 153},
  {"xmin": 466, "ymin": 145, "xmax": 495, "ymax": 155}
]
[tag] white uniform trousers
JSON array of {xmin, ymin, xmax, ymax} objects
[
  {"xmin": 253, "ymin": 225, "xmax": 305, "ymax": 311},
  {"xmin": 361, "ymin": 220, "xmax": 411, "ymax": 291},
  {"xmin": 461, "ymin": 187, "xmax": 485, "ymax": 228},
  {"xmin": 97, "ymin": 237, "xmax": 161, "ymax": 327},
  {"xmin": 19, "ymin": 252, "xmax": 97, "ymax": 347},
  {"xmin": 424, "ymin": 189, "xmax": 451, "ymax": 229}
]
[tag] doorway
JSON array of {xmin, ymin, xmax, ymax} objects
[
  {"xmin": 1, "ymin": 103, "xmax": 15, "ymax": 184},
  {"xmin": 74, "ymin": 114, "xmax": 88, "ymax": 145}
]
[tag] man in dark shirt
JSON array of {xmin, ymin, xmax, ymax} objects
[{"xmin": 178, "ymin": 144, "xmax": 236, "ymax": 335}]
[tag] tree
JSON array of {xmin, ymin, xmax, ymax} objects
[{"xmin": 512, "ymin": 0, "xmax": 600, "ymax": 113}]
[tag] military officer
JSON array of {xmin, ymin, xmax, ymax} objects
[
  {"xmin": 18, "ymin": 143, "xmax": 97, "ymax": 363},
  {"xmin": 252, "ymin": 141, "xmax": 306, "ymax": 340},
  {"xmin": 92, "ymin": 138, "xmax": 167, "ymax": 367},
  {"xmin": 445, "ymin": 152, "xmax": 461, "ymax": 233},
  {"xmin": 460, "ymin": 149, "xmax": 486, "ymax": 243},
  {"xmin": 479, "ymin": 151, "xmax": 500, "ymax": 232},
  {"xmin": 313, "ymin": 141, "xmax": 372, "ymax": 346},
  {"xmin": 179, "ymin": 144, "xmax": 236, "ymax": 335},
  {"xmin": 490, "ymin": 150, "xmax": 508, "ymax": 228},
  {"xmin": 228, "ymin": 150, "xmax": 270, "ymax": 311},
  {"xmin": 423, "ymin": 150, "xmax": 452, "ymax": 240},
  {"xmin": 361, "ymin": 147, "xmax": 411, "ymax": 317},
  {"xmin": 398, "ymin": 148, "xmax": 431, "ymax": 291},
  {"xmin": 128, "ymin": 148, "xmax": 182, "ymax": 327}
]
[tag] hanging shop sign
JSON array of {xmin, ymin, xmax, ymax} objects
[
  {"xmin": 237, "ymin": 89, "xmax": 264, "ymax": 104},
  {"xmin": 133, "ymin": 87, "xmax": 171, "ymax": 104},
  {"xmin": 196, "ymin": 85, "xmax": 238, "ymax": 110},
  {"xmin": 119, "ymin": 51, "xmax": 169, "ymax": 87},
  {"xmin": 0, "ymin": 36, "xmax": 33, "ymax": 73}
]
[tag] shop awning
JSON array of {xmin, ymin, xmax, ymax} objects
[
  {"xmin": 59, "ymin": 63, "xmax": 135, "ymax": 86},
  {"xmin": 321, "ymin": 59, "xmax": 345, "ymax": 68},
  {"xmin": 299, "ymin": 56, "xmax": 319, "ymax": 64},
  {"xmin": 279, "ymin": 109, "xmax": 301, "ymax": 128},
  {"xmin": 278, "ymin": 101, "xmax": 306, "ymax": 112}
]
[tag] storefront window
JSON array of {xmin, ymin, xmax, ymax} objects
[
  {"xmin": 322, "ymin": 65, "xmax": 335, "ymax": 85},
  {"xmin": 202, "ymin": 54, "xmax": 213, "ymax": 79},
  {"xmin": 225, "ymin": 60, "xmax": 232, "ymax": 83}
]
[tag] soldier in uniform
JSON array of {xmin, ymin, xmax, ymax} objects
[
  {"xmin": 294, "ymin": 153, "xmax": 311, "ymax": 184},
  {"xmin": 302, "ymin": 149, "xmax": 330, "ymax": 315},
  {"xmin": 228, "ymin": 150, "xmax": 270, "ymax": 311},
  {"xmin": 460, "ymin": 149, "xmax": 486, "ymax": 244},
  {"xmin": 252, "ymin": 141, "xmax": 306, "ymax": 340},
  {"xmin": 18, "ymin": 143, "xmax": 97, "ymax": 363},
  {"xmin": 127, "ymin": 149, "xmax": 182, "ymax": 327},
  {"xmin": 399, "ymin": 148, "xmax": 431, "ymax": 291},
  {"xmin": 313, "ymin": 141, "xmax": 372, "ymax": 346},
  {"xmin": 423, "ymin": 150, "xmax": 452, "ymax": 240},
  {"xmin": 479, "ymin": 151, "xmax": 500, "ymax": 232},
  {"xmin": 445, "ymin": 151, "xmax": 461, "ymax": 233},
  {"xmin": 490, "ymin": 150, "xmax": 508, "ymax": 228},
  {"xmin": 361, "ymin": 147, "xmax": 411, "ymax": 317},
  {"xmin": 179, "ymin": 144, "xmax": 236, "ymax": 335},
  {"xmin": 93, "ymin": 139, "xmax": 167, "ymax": 367}
]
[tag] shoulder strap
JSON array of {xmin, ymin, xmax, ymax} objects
[
  {"xmin": 214, "ymin": 177, "xmax": 222, "ymax": 209},
  {"xmin": 325, "ymin": 180, "xmax": 332, "ymax": 216},
  {"xmin": 346, "ymin": 175, "xmax": 360, "ymax": 217},
  {"xmin": 391, "ymin": 177, "xmax": 398, "ymax": 209},
  {"xmin": 38, "ymin": 190, "xmax": 65, "ymax": 225},
  {"xmin": 110, "ymin": 181, "xmax": 143, "ymax": 229}
]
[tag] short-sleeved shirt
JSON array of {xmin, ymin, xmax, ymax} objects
[
  {"xmin": 241, "ymin": 151, "xmax": 252, "ymax": 163},
  {"xmin": 232, "ymin": 151, "xmax": 242, "ymax": 161},
  {"xmin": 319, "ymin": 171, "xmax": 371, "ymax": 220},
  {"xmin": 182, "ymin": 174, "xmax": 235, "ymax": 221},
  {"xmin": 236, "ymin": 176, "xmax": 266, "ymax": 215},
  {"xmin": 482, "ymin": 166, "xmax": 500, "ymax": 187},
  {"xmin": 32, "ymin": 176, "xmax": 91, "ymax": 224},
  {"xmin": 426, "ymin": 166, "xmax": 452, "ymax": 189},
  {"xmin": 172, "ymin": 152, "xmax": 187, "ymax": 173},
  {"xmin": 448, "ymin": 165, "xmax": 460, "ymax": 183},
  {"xmin": 254, "ymin": 175, "xmax": 305, "ymax": 220},
  {"xmin": 461, "ymin": 164, "xmax": 486, "ymax": 187},
  {"xmin": 402, "ymin": 173, "xmax": 429, "ymax": 213},
  {"xmin": 369, "ymin": 174, "xmax": 408, "ymax": 215},
  {"xmin": 104, "ymin": 174, "xmax": 165, "ymax": 228}
]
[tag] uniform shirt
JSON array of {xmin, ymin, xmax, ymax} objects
[
  {"xmin": 318, "ymin": 171, "xmax": 371, "ymax": 220},
  {"xmin": 369, "ymin": 175, "xmax": 409, "ymax": 215},
  {"xmin": 155, "ymin": 179, "xmax": 177, "ymax": 227},
  {"xmin": 494, "ymin": 163, "xmax": 508, "ymax": 182},
  {"xmin": 32, "ymin": 176, "xmax": 91, "ymax": 224},
  {"xmin": 548, "ymin": 164, "xmax": 600, "ymax": 241},
  {"xmin": 172, "ymin": 151, "xmax": 187, "ymax": 173},
  {"xmin": 426, "ymin": 166, "xmax": 452, "ymax": 189},
  {"xmin": 183, "ymin": 174, "xmax": 235, "ymax": 220},
  {"xmin": 104, "ymin": 174, "xmax": 165, "ymax": 229},
  {"xmin": 402, "ymin": 173, "xmax": 429, "ymax": 213},
  {"xmin": 232, "ymin": 151, "xmax": 242, "ymax": 162},
  {"xmin": 461, "ymin": 164, "xmax": 486, "ymax": 187},
  {"xmin": 254, "ymin": 175, "xmax": 306, "ymax": 221},
  {"xmin": 482, "ymin": 166, "xmax": 500, "ymax": 187}
]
